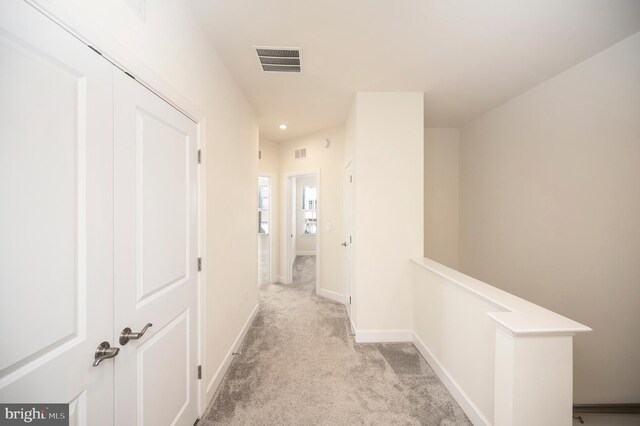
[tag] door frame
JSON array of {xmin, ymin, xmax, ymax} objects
[
  {"xmin": 282, "ymin": 170, "xmax": 321, "ymax": 294},
  {"xmin": 23, "ymin": 0, "xmax": 209, "ymax": 416},
  {"xmin": 258, "ymin": 174, "xmax": 276, "ymax": 284},
  {"xmin": 343, "ymin": 160, "xmax": 354, "ymax": 321}
]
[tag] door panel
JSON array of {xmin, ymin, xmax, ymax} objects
[
  {"xmin": 68, "ymin": 391, "xmax": 88, "ymax": 426},
  {"xmin": 1, "ymin": 27, "xmax": 79, "ymax": 373},
  {"xmin": 137, "ymin": 109, "xmax": 189, "ymax": 302},
  {"xmin": 114, "ymin": 70, "xmax": 198, "ymax": 426},
  {"xmin": 138, "ymin": 310, "xmax": 190, "ymax": 425},
  {"xmin": 0, "ymin": 2, "xmax": 114, "ymax": 424}
]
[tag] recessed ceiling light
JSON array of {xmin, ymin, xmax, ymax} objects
[{"xmin": 279, "ymin": 124, "xmax": 287, "ymax": 130}]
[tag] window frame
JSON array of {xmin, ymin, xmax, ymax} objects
[{"xmin": 301, "ymin": 185, "xmax": 317, "ymax": 236}]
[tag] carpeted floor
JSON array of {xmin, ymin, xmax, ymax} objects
[{"xmin": 201, "ymin": 255, "xmax": 471, "ymax": 425}]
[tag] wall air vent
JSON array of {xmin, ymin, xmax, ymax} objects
[
  {"xmin": 295, "ymin": 148, "xmax": 306, "ymax": 159},
  {"xmin": 255, "ymin": 47, "xmax": 302, "ymax": 73}
]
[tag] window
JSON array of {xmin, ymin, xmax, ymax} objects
[
  {"xmin": 302, "ymin": 186, "xmax": 317, "ymax": 235},
  {"xmin": 258, "ymin": 177, "xmax": 269, "ymax": 234}
]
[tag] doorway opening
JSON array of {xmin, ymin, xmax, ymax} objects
[
  {"xmin": 283, "ymin": 171, "xmax": 320, "ymax": 294},
  {"xmin": 258, "ymin": 175, "xmax": 273, "ymax": 285}
]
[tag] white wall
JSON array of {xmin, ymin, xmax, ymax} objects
[
  {"xmin": 295, "ymin": 176, "xmax": 317, "ymax": 254},
  {"xmin": 459, "ymin": 32, "xmax": 640, "ymax": 403},
  {"xmin": 424, "ymin": 128, "xmax": 459, "ymax": 269},
  {"xmin": 350, "ymin": 92, "xmax": 424, "ymax": 333},
  {"xmin": 259, "ymin": 138, "xmax": 280, "ymax": 175},
  {"xmin": 412, "ymin": 262, "xmax": 497, "ymax": 424},
  {"xmin": 35, "ymin": 0, "xmax": 260, "ymax": 405},
  {"xmin": 278, "ymin": 126, "xmax": 345, "ymax": 294},
  {"xmin": 412, "ymin": 258, "xmax": 590, "ymax": 426}
]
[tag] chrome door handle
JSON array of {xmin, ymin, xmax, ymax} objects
[
  {"xmin": 93, "ymin": 341, "xmax": 119, "ymax": 366},
  {"xmin": 119, "ymin": 323, "xmax": 153, "ymax": 345}
]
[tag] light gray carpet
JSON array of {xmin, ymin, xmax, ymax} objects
[{"xmin": 201, "ymin": 255, "xmax": 471, "ymax": 425}]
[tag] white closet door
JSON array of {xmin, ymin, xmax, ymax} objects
[
  {"xmin": 0, "ymin": 2, "xmax": 114, "ymax": 425},
  {"xmin": 113, "ymin": 70, "xmax": 199, "ymax": 426}
]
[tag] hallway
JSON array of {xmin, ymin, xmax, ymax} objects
[{"xmin": 202, "ymin": 256, "xmax": 470, "ymax": 425}]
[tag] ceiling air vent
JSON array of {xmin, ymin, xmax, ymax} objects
[
  {"xmin": 255, "ymin": 47, "xmax": 302, "ymax": 73},
  {"xmin": 295, "ymin": 148, "xmax": 306, "ymax": 159}
]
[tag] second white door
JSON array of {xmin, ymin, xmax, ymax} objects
[{"xmin": 114, "ymin": 70, "xmax": 199, "ymax": 426}]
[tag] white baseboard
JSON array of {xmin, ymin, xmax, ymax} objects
[
  {"xmin": 296, "ymin": 251, "xmax": 316, "ymax": 256},
  {"xmin": 318, "ymin": 288, "xmax": 347, "ymax": 305},
  {"xmin": 412, "ymin": 332, "xmax": 490, "ymax": 426},
  {"xmin": 205, "ymin": 303, "xmax": 259, "ymax": 406},
  {"xmin": 274, "ymin": 275, "xmax": 284, "ymax": 284},
  {"xmin": 354, "ymin": 329, "xmax": 412, "ymax": 343}
]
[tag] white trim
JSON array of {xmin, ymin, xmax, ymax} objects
[
  {"xmin": 318, "ymin": 289, "xmax": 347, "ymax": 305},
  {"xmin": 296, "ymin": 251, "xmax": 316, "ymax": 256},
  {"xmin": 342, "ymin": 160, "xmax": 354, "ymax": 323},
  {"xmin": 205, "ymin": 304, "xmax": 259, "ymax": 405},
  {"xmin": 354, "ymin": 329, "xmax": 412, "ymax": 343},
  {"xmin": 412, "ymin": 332, "xmax": 490, "ymax": 426},
  {"xmin": 282, "ymin": 175, "xmax": 293, "ymax": 284},
  {"xmin": 411, "ymin": 258, "xmax": 591, "ymax": 336},
  {"xmin": 274, "ymin": 275, "xmax": 285, "ymax": 284},
  {"xmin": 196, "ymin": 118, "xmax": 207, "ymax": 415}
]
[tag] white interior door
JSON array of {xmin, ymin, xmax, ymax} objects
[
  {"xmin": 0, "ymin": 2, "xmax": 115, "ymax": 424},
  {"xmin": 289, "ymin": 177, "xmax": 297, "ymax": 282},
  {"xmin": 343, "ymin": 163, "xmax": 354, "ymax": 320},
  {"xmin": 113, "ymin": 70, "xmax": 199, "ymax": 426}
]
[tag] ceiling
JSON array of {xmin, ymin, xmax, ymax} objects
[{"xmin": 191, "ymin": 0, "xmax": 640, "ymax": 141}]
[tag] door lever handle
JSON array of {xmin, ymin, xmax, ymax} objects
[
  {"xmin": 341, "ymin": 242, "xmax": 347, "ymax": 247},
  {"xmin": 119, "ymin": 323, "xmax": 153, "ymax": 345},
  {"xmin": 93, "ymin": 341, "xmax": 119, "ymax": 366}
]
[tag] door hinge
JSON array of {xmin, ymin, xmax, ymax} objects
[
  {"xmin": 197, "ymin": 365, "xmax": 202, "ymax": 380},
  {"xmin": 349, "ymin": 296, "xmax": 352, "ymax": 305},
  {"xmin": 350, "ymin": 175, "xmax": 352, "ymax": 183},
  {"xmin": 197, "ymin": 149, "xmax": 201, "ymax": 164},
  {"xmin": 197, "ymin": 257, "xmax": 202, "ymax": 272}
]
